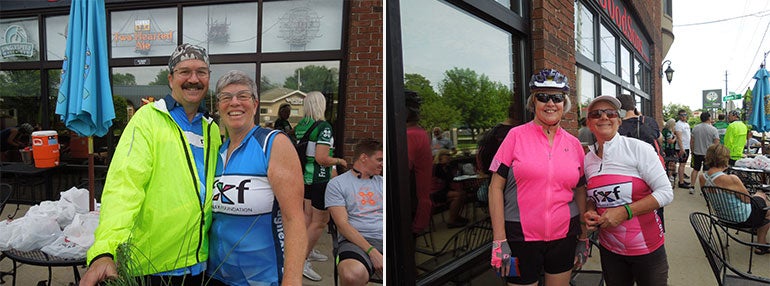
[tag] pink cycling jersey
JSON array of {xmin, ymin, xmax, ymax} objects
[
  {"xmin": 585, "ymin": 134, "xmax": 673, "ymax": 256},
  {"xmin": 489, "ymin": 122, "xmax": 585, "ymax": 242}
]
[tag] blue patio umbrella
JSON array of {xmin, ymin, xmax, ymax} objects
[
  {"xmin": 749, "ymin": 66, "xmax": 770, "ymax": 133},
  {"xmin": 55, "ymin": 0, "xmax": 114, "ymax": 211}
]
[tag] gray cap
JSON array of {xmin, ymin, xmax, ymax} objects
[
  {"xmin": 168, "ymin": 43, "xmax": 209, "ymax": 72},
  {"xmin": 587, "ymin": 95, "xmax": 621, "ymax": 111}
]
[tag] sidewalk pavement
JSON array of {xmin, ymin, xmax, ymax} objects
[{"xmin": 0, "ymin": 204, "xmax": 336, "ymax": 286}]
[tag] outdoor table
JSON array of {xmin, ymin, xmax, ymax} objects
[
  {"xmin": 453, "ymin": 174, "xmax": 483, "ymax": 221},
  {"xmin": 0, "ymin": 162, "xmax": 63, "ymax": 204},
  {"xmin": 729, "ymin": 166, "xmax": 770, "ymax": 193},
  {"xmin": 0, "ymin": 249, "xmax": 85, "ymax": 286}
]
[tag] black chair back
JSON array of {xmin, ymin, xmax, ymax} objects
[{"xmin": 690, "ymin": 212, "xmax": 770, "ymax": 285}]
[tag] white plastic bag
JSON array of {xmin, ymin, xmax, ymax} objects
[
  {"xmin": 60, "ymin": 187, "xmax": 93, "ymax": 214},
  {"xmin": 27, "ymin": 200, "xmax": 75, "ymax": 229},
  {"xmin": 63, "ymin": 212, "xmax": 99, "ymax": 247},
  {"xmin": 40, "ymin": 234, "xmax": 86, "ymax": 259},
  {"xmin": 0, "ymin": 219, "xmax": 19, "ymax": 250},
  {"xmin": 40, "ymin": 212, "xmax": 99, "ymax": 259},
  {"xmin": 8, "ymin": 216, "xmax": 62, "ymax": 251}
]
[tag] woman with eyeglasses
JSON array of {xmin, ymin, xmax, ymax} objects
[
  {"xmin": 206, "ymin": 70, "xmax": 306, "ymax": 285},
  {"xmin": 488, "ymin": 69, "xmax": 589, "ymax": 285},
  {"xmin": 583, "ymin": 95, "xmax": 673, "ymax": 286}
]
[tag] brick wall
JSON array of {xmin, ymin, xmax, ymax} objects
[
  {"xmin": 531, "ymin": 0, "xmax": 578, "ymax": 132},
  {"xmin": 532, "ymin": 0, "xmax": 664, "ymax": 132},
  {"xmin": 341, "ymin": 0, "xmax": 383, "ymax": 160}
]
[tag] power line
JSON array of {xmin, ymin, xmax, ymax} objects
[
  {"xmin": 736, "ymin": 19, "xmax": 770, "ymax": 93},
  {"xmin": 675, "ymin": 9, "xmax": 770, "ymax": 27}
]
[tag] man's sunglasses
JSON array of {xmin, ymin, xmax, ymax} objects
[
  {"xmin": 587, "ymin": 109, "xmax": 620, "ymax": 119},
  {"xmin": 534, "ymin": 93, "xmax": 565, "ymax": 103}
]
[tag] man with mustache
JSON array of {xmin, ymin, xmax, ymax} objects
[{"xmin": 80, "ymin": 43, "xmax": 222, "ymax": 286}]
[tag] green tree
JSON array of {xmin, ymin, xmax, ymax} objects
[
  {"xmin": 148, "ymin": 69, "xmax": 170, "ymax": 86},
  {"xmin": 438, "ymin": 67, "xmax": 510, "ymax": 140},
  {"xmin": 284, "ymin": 65, "xmax": 339, "ymax": 94},
  {"xmin": 260, "ymin": 75, "xmax": 279, "ymax": 93},
  {"xmin": 662, "ymin": 103, "xmax": 694, "ymax": 122},
  {"xmin": 403, "ymin": 73, "xmax": 461, "ymax": 130},
  {"xmin": 112, "ymin": 73, "xmax": 137, "ymax": 86}
]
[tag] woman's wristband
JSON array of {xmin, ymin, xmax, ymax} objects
[
  {"xmin": 623, "ymin": 204, "xmax": 633, "ymax": 220},
  {"xmin": 366, "ymin": 246, "xmax": 375, "ymax": 255}
]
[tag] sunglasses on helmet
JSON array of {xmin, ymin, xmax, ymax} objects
[
  {"xmin": 587, "ymin": 109, "xmax": 620, "ymax": 119},
  {"xmin": 534, "ymin": 93, "xmax": 565, "ymax": 103}
]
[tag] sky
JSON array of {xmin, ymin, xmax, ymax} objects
[{"xmin": 662, "ymin": 0, "xmax": 770, "ymax": 112}]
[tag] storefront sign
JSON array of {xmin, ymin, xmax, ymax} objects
[
  {"xmin": 703, "ymin": 89, "xmax": 722, "ymax": 109},
  {"xmin": 597, "ymin": 0, "xmax": 650, "ymax": 64},
  {"xmin": 0, "ymin": 25, "xmax": 35, "ymax": 58},
  {"xmin": 112, "ymin": 19, "xmax": 174, "ymax": 55}
]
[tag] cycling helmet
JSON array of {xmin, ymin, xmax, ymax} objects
[{"xmin": 529, "ymin": 69, "xmax": 569, "ymax": 92}]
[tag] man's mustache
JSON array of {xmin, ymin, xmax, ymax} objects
[{"xmin": 182, "ymin": 82, "xmax": 205, "ymax": 89}]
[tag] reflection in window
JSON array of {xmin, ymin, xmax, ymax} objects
[
  {"xmin": 600, "ymin": 25, "xmax": 616, "ymax": 73},
  {"xmin": 634, "ymin": 57, "xmax": 642, "ymax": 90},
  {"xmin": 601, "ymin": 78, "xmax": 616, "ymax": 96},
  {"xmin": 402, "ymin": 0, "xmax": 515, "ymax": 278},
  {"xmin": 45, "ymin": 15, "xmax": 68, "ymax": 61},
  {"xmin": 0, "ymin": 70, "xmax": 41, "ymax": 132},
  {"xmin": 262, "ymin": 0, "xmax": 343, "ymax": 52},
  {"xmin": 183, "ymin": 3, "xmax": 258, "ymax": 54},
  {"xmin": 620, "ymin": 47, "xmax": 630, "ymax": 84},
  {"xmin": 0, "ymin": 17, "xmax": 41, "ymax": 62},
  {"xmin": 111, "ymin": 8, "xmax": 177, "ymax": 58},
  {"xmin": 577, "ymin": 67, "xmax": 595, "ymax": 117},
  {"xmin": 575, "ymin": 2, "xmax": 594, "ymax": 60},
  {"xmin": 261, "ymin": 61, "xmax": 339, "ymax": 125}
]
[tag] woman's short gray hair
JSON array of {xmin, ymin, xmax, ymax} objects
[
  {"xmin": 304, "ymin": 91, "xmax": 327, "ymax": 121},
  {"xmin": 215, "ymin": 70, "xmax": 258, "ymax": 99},
  {"xmin": 525, "ymin": 92, "xmax": 572, "ymax": 113}
]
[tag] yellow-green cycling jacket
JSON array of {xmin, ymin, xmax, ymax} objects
[{"xmin": 87, "ymin": 97, "xmax": 221, "ymax": 276}]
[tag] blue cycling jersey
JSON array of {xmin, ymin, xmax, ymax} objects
[{"xmin": 207, "ymin": 126, "xmax": 285, "ymax": 286}]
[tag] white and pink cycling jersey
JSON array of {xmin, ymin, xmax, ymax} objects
[
  {"xmin": 585, "ymin": 134, "xmax": 674, "ymax": 256},
  {"xmin": 489, "ymin": 122, "xmax": 585, "ymax": 242}
]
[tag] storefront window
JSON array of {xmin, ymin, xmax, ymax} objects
[
  {"xmin": 261, "ymin": 0, "xmax": 343, "ymax": 52},
  {"xmin": 621, "ymin": 47, "xmax": 630, "ymax": 84},
  {"xmin": 261, "ymin": 61, "xmax": 340, "ymax": 124},
  {"xmin": 601, "ymin": 77, "xmax": 616, "ymax": 96},
  {"xmin": 600, "ymin": 24, "xmax": 616, "ymax": 74},
  {"xmin": 0, "ymin": 70, "xmax": 42, "ymax": 130},
  {"xmin": 0, "ymin": 17, "xmax": 40, "ymax": 62},
  {"xmin": 183, "ymin": 3, "xmax": 258, "ymax": 55},
  {"xmin": 575, "ymin": 1, "xmax": 594, "ymax": 60},
  {"xmin": 110, "ymin": 8, "xmax": 177, "ymax": 58},
  {"xmin": 634, "ymin": 56, "xmax": 642, "ymax": 90},
  {"xmin": 402, "ymin": 0, "xmax": 516, "ymax": 280},
  {"xmin": 577, "ymin": 67, "xmax": 595, "ymax": 117},
  {"xmin": 45, "ymin": 15, "xmax": 68, "ymax": 61}
]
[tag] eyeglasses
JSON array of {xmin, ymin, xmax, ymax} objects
[
  {"xmin": 534, "ymin": 93, "xmax": 565, "ymax": 103},
  {"xmin": 587, "ymin": 109, "xmax": 620, "ymax": 119},
  {"xmin": 678, "ymin": 113, "xmax": 687, "ymax": 117},
  {"xmin": 217, "ymin": 90, "xmax": 254, "ymax": 102},
  {"xmin": 173, "ymin": 68, "xmax": 210, "ymax": 79}
]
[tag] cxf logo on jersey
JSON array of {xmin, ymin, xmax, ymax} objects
[
  {"xmin": 213, "ymin": 175, "xmax": 274, "ymax": 215},
  {"xmin": 588, "ymin": 181, "xmax": 632, "ymax": 208}
]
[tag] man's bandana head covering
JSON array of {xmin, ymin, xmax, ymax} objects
[{"xmin": 168, "ymin": 43, "xmax": 209, "ymax": 73}]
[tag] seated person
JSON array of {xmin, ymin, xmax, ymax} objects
[
  {"xmin": 431, "ymin": 127, "xmax": 456, "ymax": 155},
  {"xmin": 325, "ymin": 139, "xmax": 383, "ymax": 286},
  {"xmin": 699, "ymin": 143, "xmax": 770, "ymax": 254},
  {"xmin": 0, "ymin": 123, "xmax": 33, "ymax": 161},
  {"xmin": 746, "ymin": 135, "xmax": 762, "ymax": 154},
  {"xmin": 433, "ymin": 149, "xmax": 467, "ymax": 228}
]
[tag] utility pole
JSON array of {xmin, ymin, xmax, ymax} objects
[{"xmin": 725, "ymin": 70, "xmax": 729, "ymax": 115}]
